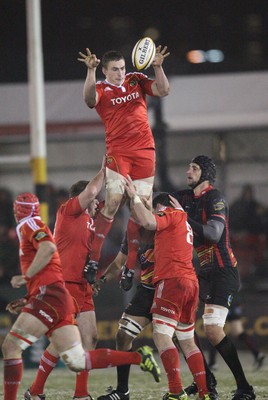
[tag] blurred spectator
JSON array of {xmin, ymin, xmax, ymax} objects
[
  {"xmin": 0, "ymin": 225, "xmax": 20, "ymax": 284},
  {"xmin": 230, "ymin": 184, "xmax": 266, "ymax": 234},
  {"xmin": 0, "ymin": 188, "xmax": 19, "ymax": 285},
  {"xmin": 229, "ymin": 184, "xmax": 268, "ymax": 281},
  {"xmin": 0, "ymin": 188, "xmax": 16, "ymax": 229}
]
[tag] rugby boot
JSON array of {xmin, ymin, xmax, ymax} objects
[
  {"xmin": 184, "ymin": 381, "xmax": 218, "ymax": 399},
  {"xmin": 184, "ymin": 381, "xmax": 198, "ymax": 396},
  {"xmin": 24, "ymin": 389, "xmax": 45, "ymax": 400},
  {"xmin": 137, "ymin": 345, "xmax": 161, "ymax": 382},
  {"xmin": 162, "ymin": 390, "xmax": 188, "ymax": 400},
  {"xmin": 97, "ymin": 388, "xmax": 129, "ymax": 400},
  {"xmin": 231, "ymin": 385, "xmax": 256, "ymax": 400}
]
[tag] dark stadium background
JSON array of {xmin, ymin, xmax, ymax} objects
[{"xmin": 1, "ymin": 0, "xmax": 268, "ymax": 83}]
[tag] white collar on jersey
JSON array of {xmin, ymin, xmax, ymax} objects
[
  {"xmin": 16, "ymin": 216, "xmax": 41, "ymax": 241},
  {"xmin": 104, "ymin": 79, "xmax": 126, "ymax": 92}
]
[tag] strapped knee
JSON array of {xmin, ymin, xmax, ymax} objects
[
  {"xmin": 105, "ymin": 169, "xmax": 125, "ymax": 194},
  {"xmin": 152, "ymin": 314, "xmax": 176, "ymax": 337},
  {"xmin": 118, "ymin": 317, "xmax": 143, "ymax": 339},
  {"xmin": 175, "ymin": 322, "xmax": 195, "ymax": 340},
  {"xmin": 203, "ymin": 306, "xmax": 228, "ymax": 327},
  {"xmin": 60, "ymin": 343, "xmax": 85, "ymax": 372},
  {"xmin": 133, "ymin": 178, "xmax": 154, "ymax": 197},
  {"xmin": 9, "ymin": 329, "xmax": 38, "ymax": 350}
]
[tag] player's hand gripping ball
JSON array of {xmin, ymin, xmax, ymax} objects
[{"xmin": 132, "ymin": 37, "xmax": 156, "ymax": 71}]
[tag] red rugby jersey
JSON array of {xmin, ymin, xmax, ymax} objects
[
  {"xmin": 53, "ymin": 196, "xmax": 95, "ymax": 282},
  {"xmin": 95, "ymin": 72, "xmax": 155, "ymax": 153},
  {"xmin": 153, "ymin": 206, "xmax": 197, "ymax": 284},
  {"xmin": 16, "ymin": 217, "xmax": 63, "ymax": 296}
]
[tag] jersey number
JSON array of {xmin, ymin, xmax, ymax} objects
[
  {"xmin": 87, "ymin": 219, "xmax": 95, "ymax": 232},
  {"xmin": 186, "ymin": 221, "xmax": 193, "ymax": 245}
]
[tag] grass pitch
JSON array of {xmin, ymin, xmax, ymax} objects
[{"xmin": 0, "ymin": 350, "xmax": 267, "ymax": 400}]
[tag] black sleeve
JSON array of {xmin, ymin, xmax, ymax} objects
[
  {"xmin": 187, "ymin": 217, "xmax": 204, "ymax": 239},
  {"xmin": 188, "ymin": 217, "xmax": 224, "ymax": 243}
]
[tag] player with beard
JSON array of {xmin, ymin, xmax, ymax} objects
[
  {"xmin": 173, "ymin": 155, "xmax": 255, "ymax": 400},
  {"xmin": 122, "ymin": 181, "xmax": 212, "ymax": 400}
]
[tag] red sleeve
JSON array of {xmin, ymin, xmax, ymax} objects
[
  {"xmin": 155, "ymin": 208, "xmax": 185, "ymax": 231},
  {"xmin": 135, "ymin": 72, "xmax": 154, "ymax": 96},
  {"xmin": 95, "ymin": 82, "xmax": 104, "ymax": 106},
  {"xmin": 24, "ymin": 221, "xmax": 54, "ymax": 250},
  {"xmin": 155, "ymin": 209, "xmax": 175, "ymax": 231},
  {"xmin": 59, "ymin": 197, "xmax": 83, "ymax": 217}
]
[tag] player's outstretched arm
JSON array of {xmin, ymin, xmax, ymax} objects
[
  {"xmin": 152, "ymin": 45, "xmax": 170, "ymax": 67},
  {"xmin": 151, "ymin": 45, "xmax": 170, "ymax": 97},
  {"xmin": 78, "ymin": 48, "xmax": 100, "ymax": 107},
  {"xmin": 77, "ymin": 48, "xmax": 100, "ymax": 69},
  {"xmin": 78, "ymin": 156, "xmax": 105, "ymax": 210}
]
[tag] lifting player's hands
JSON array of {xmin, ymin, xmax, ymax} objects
[
  {"xmin": 124, "ymin": 175, "xmax": 137, "ymax": 200},
  {"xmin": 152, "ymin": 45, "xmax": 170, "ymax": 67},
  {"xmin": 6, "ymin": 298, "xmax": 27, "ymax": 315},
  {"xmin": 142, "ymin": 192, "xmax": 153, "ymax": 211},
  {"xmin": 77, "ymin": 48, "xmax": 101, "ymax": 69},
  {"xmin": 168, "ymin": 195, "xmax": 183, "ymax": 210},
  {"xmin": 10, "ymin": 275, "xmax": 27, "ymax": 288}
]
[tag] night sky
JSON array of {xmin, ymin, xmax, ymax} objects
[{"xmin": 1, "ymin": 0, "xmax": 268, "ymax": 83}]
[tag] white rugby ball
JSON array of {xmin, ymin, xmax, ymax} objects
[{"xmin": 132, "ymin": 37, "xmax": 156, "ymax": 71}]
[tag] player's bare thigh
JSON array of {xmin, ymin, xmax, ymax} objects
[
  {"xmin": 50, "ymin": 324, "xmax": 82, "ymax": 353},
  {"xmin": 76, "ymin": 310, "xmax": 98, "ymax": 350},
  {"xmin": 43, "ymin": 313, "xmax": 97, "ymax": 359}
]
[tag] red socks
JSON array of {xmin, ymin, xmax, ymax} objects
[
  {"xmin": 160, "ymin": 347, "xmax": 182, "ymax": 394},
  {"xmin": 30, "ymin": 350, "xmax": 90, "ymax": 398},
  {"xmin": 90, "ymin": 212, "xmax": 113, "ymax": 261},
  {"xmin": 4, "ymin": 358, "xmax": 23, "ymax": 400},
  {"xmin": 74, "ymin": 370, "xmax": 89, "ymax": 398},
  {"xmin": 86, "ymin": 349, "xmax": 141, "ymax": 370},
  {"xmin": 186, "ymin": 349, "xmax": 208, "ymax": 398},
  {"xmin": 30, "ymin": 350, "xmax": 59, "ymax": 395}
]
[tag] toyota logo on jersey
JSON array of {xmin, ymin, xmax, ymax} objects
[{"xmin": 110, "ymin": 91, "xmax": 140, "ymax": 105}]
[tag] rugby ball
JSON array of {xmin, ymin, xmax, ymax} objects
[{"xmin": 132, "ymin": 37, "xmax": 156, "ymax": 71}]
